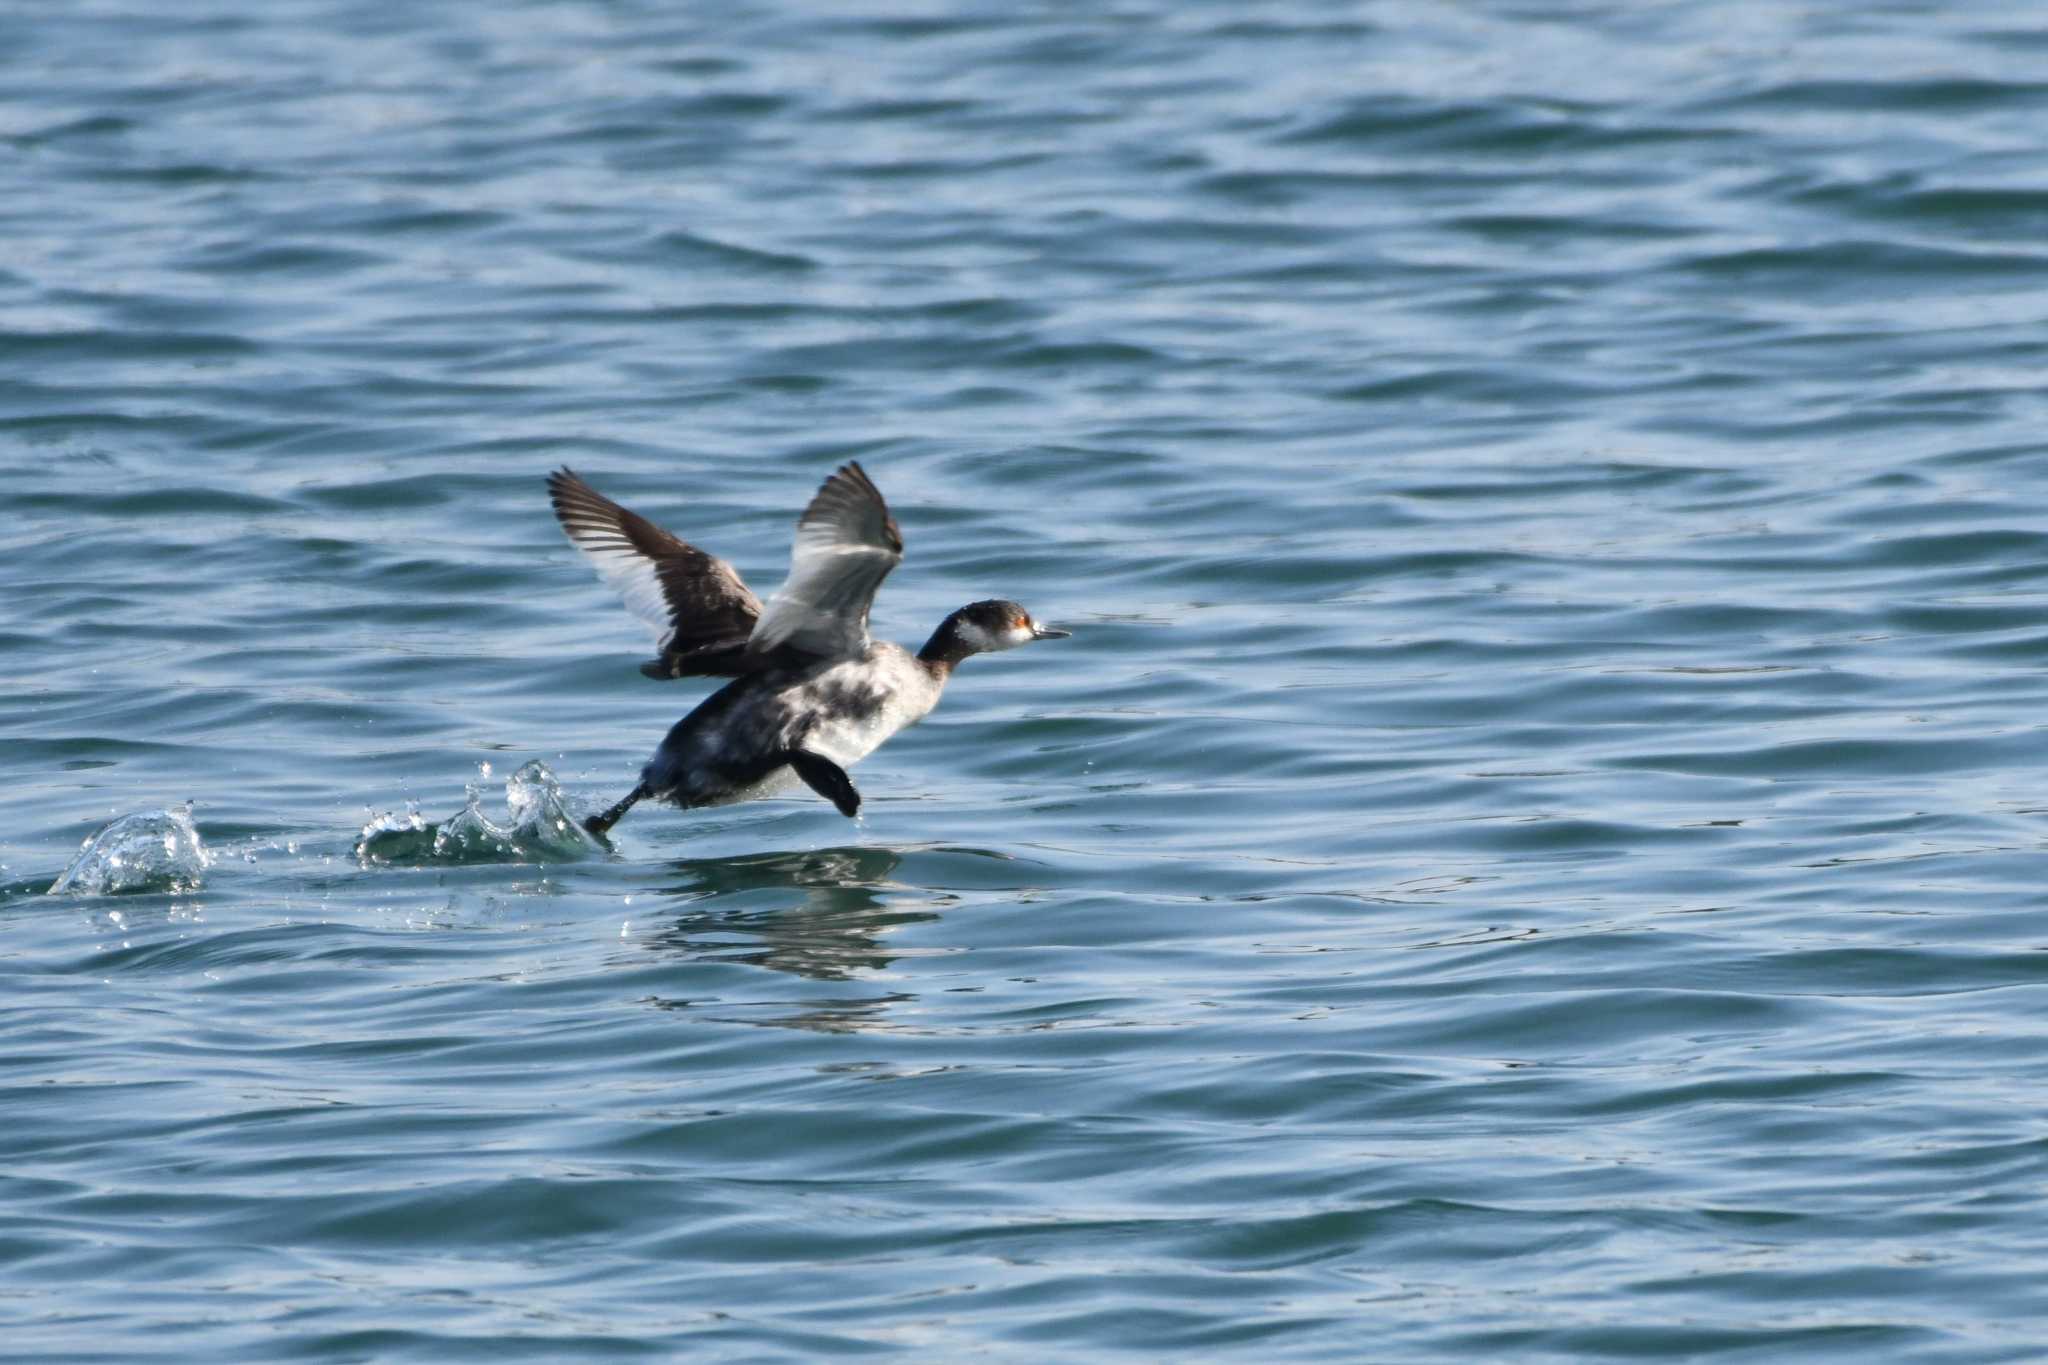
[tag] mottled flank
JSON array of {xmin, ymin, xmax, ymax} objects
[
  {"xmin": 641, "ymin": 642, "xmax": 943, "ymax": 808},
  {"xmin": 9, "ymin": 0, "xmax": 2048, "ymax": 1360}
]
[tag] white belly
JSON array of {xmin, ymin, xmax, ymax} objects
[
  {"xmin": 803, "ymin": 699, "xmax": 919, "ymax": 767},
  {"xmin": 701, "ymin": 765, "xmax": 802, "ymax": 807}
]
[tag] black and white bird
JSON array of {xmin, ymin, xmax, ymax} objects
[{"xmin": 548, "ymin": 463, "xmax": 1068, "ymax": 836}]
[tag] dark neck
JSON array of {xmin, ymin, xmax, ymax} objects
[{"xmin": 917, "ymin": 621, "xmax": 973, "ymax": 673}]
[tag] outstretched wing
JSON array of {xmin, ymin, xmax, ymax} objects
[
  {"xmin": 547, "ymin": 468, "xmax": 765, "ymax": 678},
  {"xmin": 746, "ymin": 462, "xmax": 903, "ymax": 664}
]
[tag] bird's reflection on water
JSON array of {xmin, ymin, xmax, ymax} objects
[
  {"xmin": 649, "ymin": 844, "xmax": 936, "ymax": 981},
  {"xmin": 640, "ymin": 843, "xmax": 987, "ymax": 1033}
]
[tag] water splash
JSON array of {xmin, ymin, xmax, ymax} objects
[
  {"xmin": 49, "ymin": 806, "xmax": 211, "ymax": 895},
  {"xmin": 355, "ymin": 759, "xmax": 602, "ymax": 866}
]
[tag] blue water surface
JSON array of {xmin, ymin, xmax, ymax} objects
[{"xmin": 7, "ymin": 1, "xmax": 2048, "ymax": 1359}]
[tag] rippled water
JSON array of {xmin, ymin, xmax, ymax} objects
[{"xmin": 9, "ymin": 1, "xmax": 2048, "ymax": 1358}]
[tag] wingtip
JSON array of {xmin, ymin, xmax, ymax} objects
[
  {"xmin": 802, "ymin": 461, "xmax": 902, "ymax": 552},
  {"xmin": 824, "ymin": 460, "xmax": 879, "ymax": 499},
  {"xmin": 545, "ymin": 471, "xmax": 581, "ymax": 525}
]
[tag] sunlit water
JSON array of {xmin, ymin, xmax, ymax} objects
[{"xmin": 8, "ymin": 1, "xmax": 2048, "ymax": 1359}]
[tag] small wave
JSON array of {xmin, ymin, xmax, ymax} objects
[
  {"xmin": 355, "ymin": 760, "xmax": 602, "ymax": 867},
  {"xmin": 646, "ymin": 229, "xmax": 814, "ymax": 273},
  {"xmin": 1278, "ymin": 95, "xmax": 1716, "ymax": 155},
  {"xmin": 48, "ymin": 806, "xmax": 210, "ymax": 896},
  {"xmin": 1678, "ymin": 239, "xmax": 2047, "ymax": 286},
  {"xmin": 1689, "ymin": 76, "xmax": 2048, "ymax": 115}
]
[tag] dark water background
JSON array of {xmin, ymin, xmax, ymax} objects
[{"xmin": 9, "ymin": 1, "xmax": 2048, "ymax": 1358}]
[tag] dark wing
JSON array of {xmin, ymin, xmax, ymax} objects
[
  {"xmin": 746, "ymin": 462, "xmax": 904, "ymax": 664},
  {"xmin": 547, "ymin": 468, "xmax": 765, "ymax": 678}
]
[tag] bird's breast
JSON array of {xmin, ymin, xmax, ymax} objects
[{"xmin": 788, "ymin": 651, "xmax": 940, "ymax": 765}]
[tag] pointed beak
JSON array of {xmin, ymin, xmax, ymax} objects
[{"xmin": 1031, "ymin": 623, "xmax": 1071, "ymax": 640}]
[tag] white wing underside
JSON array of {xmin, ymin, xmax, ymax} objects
[
  {"xmin": 574, "ymin": 538, "xmax": 678, "ymax": 649},
  {"xmin": 748, "ymin": 463, "xmax": 903, "ymax": 663}
]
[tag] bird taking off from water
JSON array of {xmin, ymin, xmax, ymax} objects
[{"xmin": 548, "ymin": 463, "xmax": 1068, "ymax": 837}]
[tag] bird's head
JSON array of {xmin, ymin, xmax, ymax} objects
[{"xmin": 921, "ymin": 598, "xmax": 1069, "ymax": 667}]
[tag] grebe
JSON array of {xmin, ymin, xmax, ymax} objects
[{"xmin": 548, "ymin": 462, "xmax": 1067, "ymax": 836}]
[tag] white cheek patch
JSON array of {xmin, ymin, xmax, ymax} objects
[{"xmin": 957, "ymin": 619, "xmax": 1000, "ymax": 652}]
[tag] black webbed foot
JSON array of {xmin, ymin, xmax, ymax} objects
[
  {"xmin": 584, "ymin": 782, "xmax": 649, "ymax": 837},
  {"xmin": 787, "ymin": 750, "xmax": 861, "ymax": 818}
]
